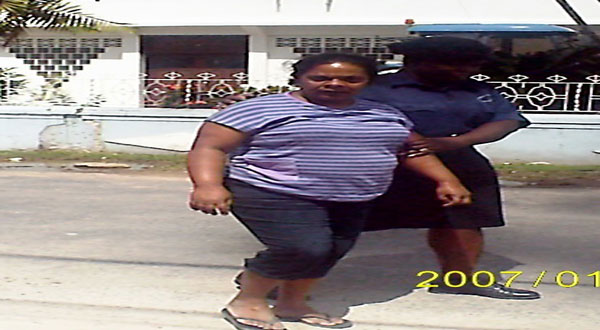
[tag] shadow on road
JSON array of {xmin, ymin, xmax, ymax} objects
[{"xmin": 310, "ymin": 229, "xmax": 523, "ymax": 316}]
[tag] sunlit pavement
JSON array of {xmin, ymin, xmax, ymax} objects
[{"xmin": 1, "ymin": 170, "xmax": 599, "ymax": 330}]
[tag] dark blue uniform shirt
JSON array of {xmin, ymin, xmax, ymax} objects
[{"xmin": 359, "ymin": 71, "xmax": 530, "ymax": 137}]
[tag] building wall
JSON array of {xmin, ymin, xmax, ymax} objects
[
  {"xmin": 2, "ymin": 1, "xmax": 598, "ymax": 163},
  {"xmin": 2, "ymin": 24, "xmax": 598, "ymax": 106},
  {"xmin": 477, "ymin": 114, "xmax": 600, "ymax": 164},
  {"xmin": 1, "ymin": 107, "xmax": 599, "ymax": 164},
  {"xmin": 0, "ymin": 107, "xmax": 211, "ymax": 153},
  {"xmin": 136, "ymin": 25, "xmax": 410, "ymax": 87},
  {"xmin": 1, "ymin": 26, "xmax": 413, "ymax": 103},
  {"xmin": 257, "ymin": 25, "xmax": 409, "ymax": 86},
  {"xmin": 0, "ymin": 30, "xmax": 141, "ymax": 107}
]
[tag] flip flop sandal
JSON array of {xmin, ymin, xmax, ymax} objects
[
  {"xmin": 222, "ymin": 308, "xmax": 287, "ymax": 330},
  {"xmin": 278, "ymin": 313, "xmax": 353, "ymax": 329}
]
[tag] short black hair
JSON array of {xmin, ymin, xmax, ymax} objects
[
  {"xmin": 388, "ymin": 36, "xmax": 492, "ymax": 64},
  {"xmin": 290, "ymin": 53, "xmax": 378, "ymax": 84}
]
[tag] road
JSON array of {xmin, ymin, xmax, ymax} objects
[{"xmin": 1, "ymin": 169, "xmax": 599, "ymax": 329}]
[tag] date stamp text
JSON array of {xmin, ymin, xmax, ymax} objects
[{"xmin": 416, "ymin": 270, "xmax": 600, "ymax": 288}]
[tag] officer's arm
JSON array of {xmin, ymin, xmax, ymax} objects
[
  {"xmin": 424, "ymin": 120, "xmax": 521, "ymax": 152},
  {"xmin": 453, "ymin": 119, "xmax": 521, "ymax": 145},
  {"xmin": 400, "ymin": 133, "xmax": 471, "ymax": 207}
]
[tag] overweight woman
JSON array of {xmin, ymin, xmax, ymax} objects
[{"xmin": 187, "ymin": 53, "xmax": 471, "ymax": 330}]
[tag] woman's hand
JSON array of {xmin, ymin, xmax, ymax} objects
[
  {"xmin": 435, "ymin": 180, "xmax": 472, "ymax": 207},
  {"xmin": 187, "ymin": 122, "xmax": 246, "ymax": 216},
  {"xmin": 189, "ymin": 184, "xmax": 233, "ymax": 215}
]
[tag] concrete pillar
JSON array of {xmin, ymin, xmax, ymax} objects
[{"xmin": 244, "ymin": 27, "xmax": 269, "ymax": 88}]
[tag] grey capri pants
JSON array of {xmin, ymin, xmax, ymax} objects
[{"xmin": 226, "ymin": 178, "xmax": 372, "ymax": 280}]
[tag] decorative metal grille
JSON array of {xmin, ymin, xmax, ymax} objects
[
  {"xmin": 349, "ymin": 37, "xmax": 371, "ymax": 47},
  {"xmin": 275, "ymin": 38, "xmax": 297, "ymax": 47},
  {"xmin": 473, "ymin": 74, "xmax": 600, "ymax": 112},
  {"xmin": 13, "ymin": 39, "xmax": 34, "ymax": 47},
  {"xmin": 7, "ymin": 37, "xmax": 122, "ymax": 82},
  {"xmin": 1, "ymin": 71, "xmax": 598, "ymax": 111},
  {"xmin": 299, "ymin": 37, "xmax": 322, "ymax": 47},
  {"xmin": 58, "ymin": 38, "xmax": 78, "ymax": 47},
  {"xmin": 81, "ymin": 38, "xmax": 101, "ymax": 47},
  {"xmin": 324, "ymin": 37, "xmax": 346, "ymax": 47},
  {"xmin": 37, "ymin": 39, "xmax": 56, "ymax": 47},
  {"xmin": 274, "ymin": 36, "xmax": 408, "ymax": 60},
  {"xmin": 103, "ymin": 38, "xmax": 122, "ymax": 47}
]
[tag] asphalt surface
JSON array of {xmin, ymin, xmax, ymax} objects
[{"xmin": 1, "ymin": 169, "xmax": 599, "ymax": 330}]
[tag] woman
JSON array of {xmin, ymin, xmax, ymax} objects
[{"xmin": 187, "ymin": 53, "xmax": 471, "ymax": 330}]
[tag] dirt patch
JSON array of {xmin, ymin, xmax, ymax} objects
[
  {"xmin": 503, "ymin": 177, "xmax": 600, "ymax": 188},
  {"xmin": 495, "ymin": 166, "xmax": 600, "ymax": 188},
  {"xmin": 2, "ymin": 150, "xmax": 600, "ymax": 188}
]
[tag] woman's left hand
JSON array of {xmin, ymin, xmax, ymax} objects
[{"xmin": 435, "ymin": 181, "xmax": 472, "ymax": 207}]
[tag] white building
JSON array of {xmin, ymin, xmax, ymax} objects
[{"xmin": 1, "ymin": 0, "xmax": 599, "ymax": 163}]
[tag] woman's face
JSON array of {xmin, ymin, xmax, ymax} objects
[{"xmin": 295, "ymin": 62, "xmax": 371, "ymax": 107}]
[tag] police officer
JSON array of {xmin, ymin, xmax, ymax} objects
[{"xmin": 361, "ymin": 36, "xmax": 541, "ymax": 300}]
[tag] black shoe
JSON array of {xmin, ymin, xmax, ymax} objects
[
  {"xmin": 233, "ymin": 272, "xmax": 279, "ymax": 300},
  {"xmin": 428, "ymin": 282, "xmax": 541, "ymax": 300}
]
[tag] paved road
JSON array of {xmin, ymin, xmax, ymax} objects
[{"xmin": 1, "ymin": 169, "xmax": 599, "ymax": 330}]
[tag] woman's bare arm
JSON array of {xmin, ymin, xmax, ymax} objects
[
  {"xmin": 400, "ymin": 133, "xmax": 472, "ymax": 207},
  {"xmin": 187, "ymin": 122, "xmax": 246, "ymax": 215}
]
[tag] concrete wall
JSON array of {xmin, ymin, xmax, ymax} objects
[
  {"xmin": 0, "ymin": 30, "xmax": 142, "ymax": 107},
  {"xmin": 477, "ymin": 114, "xmax": 600, "ymax": 164},
  {"xmin": 0, "ymin": 106, "xmax": 214, "ymax": 154},
  {"xmin": 2, "ymin": 107, "xmax": 599, "ymax": 164}
]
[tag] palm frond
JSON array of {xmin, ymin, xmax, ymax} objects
[
  {"xmin": 1, "ymin": 0, "xmax": 125, "ymax": 46},
  {"xmin": 0, "ymin": 0, "xmax": 29, "ymax": 14}
]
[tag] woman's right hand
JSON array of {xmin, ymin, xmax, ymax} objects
[{"xmin": 189, "ymin": 184, "xmax": 233, "ymax": 215}]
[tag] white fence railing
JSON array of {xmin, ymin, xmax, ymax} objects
[
  {"xmin": 1, "ymin": 71, "xmax": 599, "ymax": 112},
  {"xmin": 474, "ymin": 74, "xmax": 600, "ymax": 112}
]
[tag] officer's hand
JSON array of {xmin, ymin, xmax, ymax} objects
[
  {"xmin": 435, "ymin": 181, "xmax": 472, "ymax": 207},
  {"xmin": 426, "ymin": 136, "xmax": 470, "ymax": 152},
  {"xmin": 216, "ymin": 93, "xmax": 253, "ymax": 109}
]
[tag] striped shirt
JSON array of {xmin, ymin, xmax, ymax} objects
[{"xmin": 207, "ymin": 92, "xmax": 413, "ymax": 202}]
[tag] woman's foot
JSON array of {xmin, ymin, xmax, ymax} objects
[
  {"xmin": 273, "ymin": 305, "xmax": 351, "ymax": 328},
  {"xmin": 225, "ymin": 299, "xmax": 286, "ymax": 330},
  {"xmin": 234, "ymin": 271, "xmax": 279, "ymax": 300}
]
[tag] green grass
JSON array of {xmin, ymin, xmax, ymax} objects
[
  {"xmin": 2, "ymin": 149, "xmax": 600, "ymax": 186},
  {"xmin": 494, "ymin": 163, "xmax": 600, "ymax": 186},
  {"xmin": 0, "ymin": 149, "xmax": 187, "ymax": 171},
  {"xmin": 495, "ymin": 163, "xmax": 600, "ymax": 173}
]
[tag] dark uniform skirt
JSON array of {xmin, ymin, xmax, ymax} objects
[{"xmin": 364, "ymin": 147, "xmax": 505, "ymax": 231}]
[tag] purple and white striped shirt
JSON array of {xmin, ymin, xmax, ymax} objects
[{"xmin": 207, "ymin": 92, "xmax": 413, "ymax": 202}]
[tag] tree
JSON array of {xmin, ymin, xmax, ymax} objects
[{"xmin": 0, "ymin": 0, "xmax": 121, "ymax": 46}]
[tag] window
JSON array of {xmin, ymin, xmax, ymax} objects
[{"xmin": 141, "ymin": 35, "xmax": 248, "ymax": 79}]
